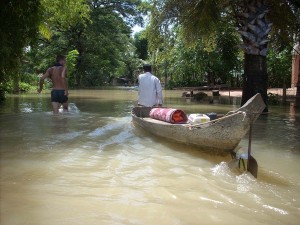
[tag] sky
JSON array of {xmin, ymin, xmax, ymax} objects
[{"xmin": 132, "ymin": 25, "xmax": 143, "ymax": 33}]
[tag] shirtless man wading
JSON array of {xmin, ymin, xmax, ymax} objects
[{"xmin": 38, "ymin": 55, "xmax": 69, "ymax": 114}]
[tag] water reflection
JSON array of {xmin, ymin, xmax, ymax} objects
[
  {"xmin": 289, "ymin": 102, "xmax": 296, "ymax": 122},
  {"xmin": 0, "ymin": 89, "xmax": 300, "ymax": 225}
]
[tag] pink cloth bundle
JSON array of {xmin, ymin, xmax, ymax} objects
[{"xmin": 149, "ymin": 108, "xmax": 188, "ymax": 124}]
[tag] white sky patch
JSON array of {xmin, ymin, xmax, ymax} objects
[
  {"xmin": 132, "ymin": 25, "xmax": 143, "ymax": 34},
  {"xmin": 132, "ymin": 14, "xmax": 149, "ymax": 35}
]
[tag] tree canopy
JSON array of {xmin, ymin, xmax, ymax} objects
[
  {"xmin": 0, "ymin": 0, "xmax": 41, "ymax": 99},
  {"xmin": 145, "ymin": 0, "xmax": 300, "ymax": 110},
  {"xmin": 1, "ymin": 0, "xmax": 299, "ymax": 108},
  {"xmin": 0, "ymin": 0, "xmax": 145, "ymax": 97}
]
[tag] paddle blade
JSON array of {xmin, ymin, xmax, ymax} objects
[{"xmin": 247, "ymin": 155, "xmax": 258, "ymax": 178}]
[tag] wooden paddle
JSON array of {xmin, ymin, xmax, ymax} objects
[
  {"xmin": 228, "ymin": 113, "xmax": 258, "ymax": 178},
  {"xmin": 247, "ymin": 114, "xmax": 258, "ymax": 178}
]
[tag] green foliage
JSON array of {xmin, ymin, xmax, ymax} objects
[
  {"xmin": 145, "ymin": 1, "xmax": 166, "ymax": 53},
  {"xmin": 19, "ymin": 82, "xmax": 36, "ymax": 92},
  {"xmin": 66, "ymin": 50, "xmax": 79, "ymax": 88},
  {"xmin": 0, "ymin": 0, "xmax": 41, "ymax": 69},
  {"xmin": 134, "ymin": 31, "xmax": 149, "ymax": 60},
  {"xmin": 146, "ymin": 0, "xmax": 299, "ymax": 109},
  {"xmin": 75, "ymin": 7, "xmax": 131, "ymax": 86},
  {"xmin": 4, "ymin": 0, "xmax": 298, "ymax": 96},
  {"xmin": 268, "ymin": 0, "xmax": 300, "ymax": 50},
  {"xmin": 0, "ymin": 0, "xmax": 148, "ymax": 99},
  {"xmin": 40, "ymin": 0, "xmax": 91, "ymax": 32},
  {"xmin": 5, "ymin": 80, "xmax": 36, "ymax": 93},
  {"xmin": 0, "ymin": 0, "xmax": 41, "ymax": 98},
  {"xmin": 267, "ymin": 47, "xmax": 292, "ymax": 88},
  {"xmin": 20, "ymin": 73, "xmax": 38, "ymax": 86},
  {"xmin": 90, "ymin": 0, "xmax": 144, "ymax": 27},
  {"xmin": 214, "ymin": 24, "xmax": 241, "ymax": 83},
  {"xmin": 24, "ymin": 0, "xmax": 91, "ymax": 76},
  {"xmin": 146, "ymin": 21, "xmax": 241, "ymax": 88},
  {"xmin": 26, "ymin": 0, "xmax": 145, "ymax": 88}
]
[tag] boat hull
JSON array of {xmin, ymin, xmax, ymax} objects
[{"xmin": 131, "ymin": 94, "xmax": 266, "ymax": 154}]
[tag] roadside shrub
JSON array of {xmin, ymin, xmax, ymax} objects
[{"xmin": 268, "ymin": 92, "xmax": 280, "ymax": 105}]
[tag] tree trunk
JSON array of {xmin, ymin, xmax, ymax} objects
[
  {"xmin": 0, "ymin": 89, "xmax": 5, "ymax": 102},
  {"xmin": 241, "ymin": 53, "xmax": 268, "ymax": 112},
  {"xmin": 13, "ymin": 73, "xmax": 20, "ymax": 93},
  {"xmin": 75, "ymin": 56, "xmax": 82, "ymax": 87},
  {"xmin": 237, "ymin": 0, "xmax": 271, "ymax": 112},
  {"xmin": 0, "ymin": 71, "xmax": 5, "ymax": 102},
  {"xmin": 296, "ymin": 83, "xmax": 300, "ymax": 105},
  {"xmin": 282, "ymin": 80, "xmax": 286, "ymax": 103},
  {"xmin": 164, "ymin": 61, "xmax": 168, "ymax": 89},
  {"xmin": 296, "ymin": 70, "xmax": 300, "ymax": 107}
]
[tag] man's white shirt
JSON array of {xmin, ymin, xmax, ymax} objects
[{"xmin": 138, "ymin": 72, "xmax": 163, "ymax": 107}]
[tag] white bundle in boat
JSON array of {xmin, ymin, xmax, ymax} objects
[{"xmin": 188, "ymin": 114, "xmax": 210, "ymax": 124}]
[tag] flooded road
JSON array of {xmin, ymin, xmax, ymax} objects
[{"xmin": 0, "ymin": 89, "xmax": 300, "ymax": 225}]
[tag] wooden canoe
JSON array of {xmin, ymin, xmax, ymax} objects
[{"xmin": 131, "ymin": 93, "xmax": 266, "ymax": 154}]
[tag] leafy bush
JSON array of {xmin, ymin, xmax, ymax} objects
[
  {"xmin": 267, "ymin": 92, "xmax": 280, "ymax": 105},
  {"xmin": 66, "ymin": 50, "xmax": 79, "ymax": 88},
  {"xmin": 19, "ymin": 82, "xmax": 36, "ymax": 92}
]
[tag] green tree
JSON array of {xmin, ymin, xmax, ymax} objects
[
  {"xmin": 79, "ymin": 0, "xmax": 144, "ymax": 86},
  {"xmin": 0, "ymin": 0, "xmax": 41, "ymax": 100},
  {"xmin": 145, "ymin": 9, "xmax": 241, "ymax": 89},
  {"xmin": 66, "ymin": 50, "xmax": 79, "ymax": 88},
  {"xmin": 148, "ymin": 0, "xmax": 300, "ymax": 112},
  {"xmin": 267, "ymin": 47, "xmax": 292, "ymax": 88},
  {"xmin": 24, "ymin": 0, "xmax": 144, "ymax": 88},
  {"xmin": 37, "ymin": 0, "xmax": 91, "ymax": 86},
  {"xmin": 80, "ymin": 8, "xmax": 131, "ymax": 86},
  {"xmin": 39, "ymin": 0, "xmax": 144, "ymax": 87},
  {"xmin": 134, "ymin": 31, "xmax": 149, "ymax": 60}
]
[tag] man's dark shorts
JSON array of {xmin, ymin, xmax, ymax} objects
[{"xmin": 51, "ymin": 90, "xmax": 68, "ymax": 103}]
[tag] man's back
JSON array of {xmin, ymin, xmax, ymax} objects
[
  {"xmin": 47, "ymin": 66, "xmax": 66, "ymax": 90},
  {"xmin": 138, "ymin": 72, "xmax": 163, "ymax": 107}
]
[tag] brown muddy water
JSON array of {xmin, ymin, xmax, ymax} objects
[{"xmin": 0, "ymin": 89, "xmax": 299, "ymax": 225}]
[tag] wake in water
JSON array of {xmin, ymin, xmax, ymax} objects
[{"xmin": 57, "ymin": 103, "xmax": 80, "ymax": 114}]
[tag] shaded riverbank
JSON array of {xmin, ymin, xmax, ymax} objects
[
  {"xmin": 179, "ymin": 87, "xmax": 297, "ymax": 97},
  {"xmin": 218, "ymin": 87, "xmax": 297, "ymax": 97}
]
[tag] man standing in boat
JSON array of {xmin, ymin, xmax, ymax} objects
[
  {"xmin": 137, "ymin": 64, "xmax": 163, "ymax": 107},
  {"xmin": 38, "ymin": 55, "xmax": 69, "ymax": 114}
]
